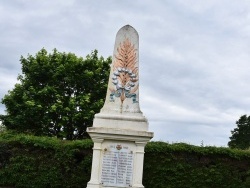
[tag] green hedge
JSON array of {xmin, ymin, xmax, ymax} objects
[
  {"xmin": 0, "ymin": 132, "xmax": 93, "ymax": 188},
  {"xmin": 0, "ymin": 132, "xmax": 250, "ymax": 188},
  {"xmin": 144, "ymin": 142, "xmax": 250, "ymax": 188}
]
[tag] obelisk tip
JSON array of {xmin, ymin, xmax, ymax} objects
[
  {"xmin": 117, "ymin": 25, "xmax": 138, "ymax": 36},
  {"xmin": 100, "ymin": 24, "xmax": 140, "ymax": 114}
]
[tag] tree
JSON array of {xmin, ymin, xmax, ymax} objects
[
  {"xmin": 0, "ymin": 49, "xmax": 111, "ymax": 139},
  {"xmin": 0, "ymin": 121, "xmax": 5, "ymax": 132},
  {"xmin": 228, "ymin": 115, "xmax": 250, "ymax": 149}
]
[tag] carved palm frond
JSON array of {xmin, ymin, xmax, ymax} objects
[
  {"xmin": 110, "ymin": 38, "xmax": 139, "ymax": 103},
  {"xmin": 114, "ymin": 38, "xmax": 137, "ymax": 70}
]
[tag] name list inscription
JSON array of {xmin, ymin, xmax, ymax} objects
[{"xmin": 101, "ymin": 144, "xmax": 133, "ymax": 187}]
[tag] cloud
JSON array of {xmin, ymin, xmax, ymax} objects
[{"xmin": 1, "ymin": 0, "xmax": 250, "ymax": 146}]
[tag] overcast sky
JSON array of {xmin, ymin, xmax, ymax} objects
[{"xmin": 1, "ymin": 0, "xmax": 250, "ymax": 146}]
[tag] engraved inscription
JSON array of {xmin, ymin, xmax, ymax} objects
[{"xmin": 101, "ymin": 144, "xmax": 133, "ymax": 187}]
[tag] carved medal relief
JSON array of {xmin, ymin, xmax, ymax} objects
[{"xmin": 109, "ymin": 38, "xmax": 139, "ymax": 105}]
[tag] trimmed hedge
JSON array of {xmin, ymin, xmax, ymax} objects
[
  {"xmin": 144, "ymin": 142, "xmax": 250, "ymax": 188},
  {"xmin": 0, "ymin": 132, "xmax": 250, "ymax": 188},
  {"xmin": 0, "ymin": 132, "xmax": 93, "ymax": 188}
]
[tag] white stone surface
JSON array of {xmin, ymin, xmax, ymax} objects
[
  {"xmin": 93, "ymin": 25, "xmax": 148, "ymax": 132},
  {"xmin": 103, "ymin": 25, "xmax": 140, "ymax": 113},
  {"xmin": 86, "ymin": 129, "xmax": 152, "ymax": 188},
  {"xmin": 86, "ymin": 25, "xmax": 153, "ymax": 188},
  {"xmin": 93, "ymin": 113, "xmax": 148, "ymax": 132},
  {"xmin": 87, "ymin": 127, "xmax": 153, "ymax": 142}
]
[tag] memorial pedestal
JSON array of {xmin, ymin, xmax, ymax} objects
[{"xmin": 86, "ymin": 127, "xmax": 153, "ymax": 188}]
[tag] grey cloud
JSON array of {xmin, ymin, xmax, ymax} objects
[{"xmin": 1, "ymin": 0, "xmax": 250, "ymax": 146}]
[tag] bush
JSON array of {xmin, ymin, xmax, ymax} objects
[
  {"xmin": 0, "ymin": 131, "xmax": 93, "ymax": 188},
  {"xmin": 144, "ymin": 142, "xmax": 250, "ymax": 188},
  {"xmin": 0, "ymin": 132, "xmax": 250, "ymax": 187}
]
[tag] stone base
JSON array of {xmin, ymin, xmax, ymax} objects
[
  {"xmin": 87, "ymin": 183, "xmax": 144, "ymax": 188},
  {"xmin": 86, "ymin": 127, "xmax": 153, "ymax": 188},
  {"xmin": 93, "ymin": 113, "xmax": 149, "ymax": 132},
  {"xmin": 86, "ymin": 184, "xmax": 143, "ymax": 188},
  {"xmin": 86, "ymin": 182, "xmax": 101, "ymax": 188},
  {"xmin": 87, "ymin": 127, "xmax": 153, "ymax": 142},
  {"xmin": 87, "ymin": 185, "xmax": 143, "ymax": 188}
]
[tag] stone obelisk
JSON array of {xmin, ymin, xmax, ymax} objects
[{"xmin": 86, "ymin": 25, "xmax": 153, "ymax": 188}]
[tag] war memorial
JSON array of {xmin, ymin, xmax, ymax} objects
[{"xmin": 86, "ymin": 25, "xmax": 154, "ymax": 188}]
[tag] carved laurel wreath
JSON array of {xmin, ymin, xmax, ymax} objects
[{"xmin": 109, "ymin": 38, "xmax": 138, "ymax": 103}]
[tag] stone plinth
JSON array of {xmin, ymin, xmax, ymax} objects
[
  {"xmin": 86, "ymin": 128, "xmax": 153, "ymax": 188},
  {"xmin": 86, "ymin": 25, "xmax": 153, "ymax": 188},
  {"xmin": 93, "ymin": 113, "xmax": 148, "ymax": 132}
]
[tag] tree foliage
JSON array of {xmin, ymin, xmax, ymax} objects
[
  {"xmin": 228, "ymin": 115, "xmax": 250, "ymax": 149},
  {"xmin": 0, "ymin": 49, "xmax": 111, "ymax": 139}
]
